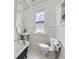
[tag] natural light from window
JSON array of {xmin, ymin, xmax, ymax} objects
[{"xmin": 36, "ymin": 11, "xmax": 45, "ymax": 33}]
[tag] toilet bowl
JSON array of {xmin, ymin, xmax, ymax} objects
[
  {"xmin": 38, "ymin": 43, "xmax": 54, "ymax": 56},
  {"xmin": 38, "ymin": 38, "xmax": 61, "ymax": 57},
  {"xmin": 38, "ymin": 43, "xmax": 53, "ymax": 51}
]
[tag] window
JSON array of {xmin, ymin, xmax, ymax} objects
[{"xmin": 36, "ymin": 11, "xmax": 45, "ymax": 33}]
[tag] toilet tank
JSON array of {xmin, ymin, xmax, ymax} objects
[{"xmin": 50, "ymin": 38, "xmax": 57, "ymax": 48}]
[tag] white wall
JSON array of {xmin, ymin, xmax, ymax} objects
[
  {"xmin": 56, "ymin": 24, "xmax": 65, "ymax": 46},
  {"xmin": 15, "ymin": 0, "xmax": 65, "ymax": 59},
  {"xmin": 15, "ymin": 0, "xmax": 57, "ymax": 39},
  {"xmin": 23, "ymin": 0, "xmax": 57, "ymax": 59},
  {"xmin": 23, "ymin": 0, "xmax": 56, "ymax": 37},
  {"xmin": 56, "ymin": 0, "xmax": 65, "ymax": 59},
  {"xmin": 14, "ymin": 0, "xmax": 26, "ymax": 40},
  {"xmin": 56, "ymin": 24, "xmax": 65, "ymax": 59}
]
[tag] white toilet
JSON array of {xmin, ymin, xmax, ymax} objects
[
  {"xmin": 38, "ymin": 38, "xmax": 61, "ymax": 56},
  {"xmin": 39, "ymin": 43, "xmax": 53, "ymax": 51},
  {"xmin": 38, "ymin": 43, "xmax": 51, "ymax": 56}
]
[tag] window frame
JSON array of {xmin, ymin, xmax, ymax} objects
[{"xmin": 35, "ymin": 10, "xmax": 45, "ymax": 33}]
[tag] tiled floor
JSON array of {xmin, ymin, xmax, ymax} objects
[
  {"xmin": 25, "ymin": 47, "xmax": 55, "ymax": 59},
  {"xmin": 26, "ymin": 46, "xmax": 48, "ymax": 59}
]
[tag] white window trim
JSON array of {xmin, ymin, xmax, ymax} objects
[{"xmin": 35, "ymin": 10, "xmax": 45, "ymax": 33}]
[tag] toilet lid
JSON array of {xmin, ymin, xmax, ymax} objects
[{"xmin": 39, "ymin": 43, "xmax": 49, "ymax": 48}]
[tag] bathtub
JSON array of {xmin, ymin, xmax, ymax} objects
[{"xmin": 14, "ymin": 40, "xmax": 30, "ymax": 59}]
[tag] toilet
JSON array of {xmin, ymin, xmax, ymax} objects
[
  {"xmin": 38, "ymin": 38, "xmax": 55, "ymax": 56},
  {"xmin": 38, "ymin": 43, "xmax": 53, "ymax": 51},
  {"xmin": 38, "ymin": 43, "xmax": 50, "ymax": 56},
  {"xmin": 38, "ymin": 38, "xmax": 61, "ymax": 57}
]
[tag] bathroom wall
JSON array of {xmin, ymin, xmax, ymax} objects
[
  {"xmin": 23, "ymin": 0, "xmax": 56, "ymax": 37},
  {"xmin": 15, "ymin": 0, "xmax": 65, "ymax": 59},
  {"xmin": 14, "ymin": 0, "xmax": 26, "ymax": 40},
  {"xmin": 56, "ymin": 24, "xmax": 65, "ymax": 59},
  {"xmin": 56, "ymin": 0, "xmax": 65, "ymax": 59},
  {"xmin": 22, "ymin": 0, "xmax": 57, "ymax": 59},
  {"xmin": 15, "ymin": 0, "xmax": 57, "ymax": 40},
  {"xmin": 14, "ymin": 0, "xmax": 19, "ymax": 40}
]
